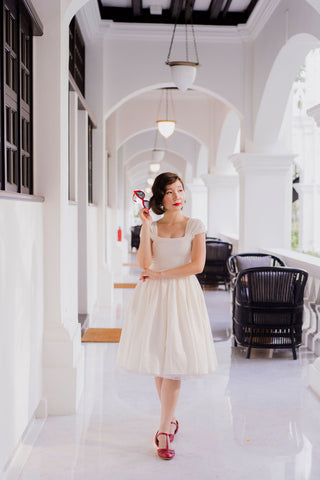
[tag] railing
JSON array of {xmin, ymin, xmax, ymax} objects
[{"xmin": 261, "ymin": 248, "xmax": 320, "ymax": 356}]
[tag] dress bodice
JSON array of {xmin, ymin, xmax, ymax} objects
[{"xmin": 149, "ymin": 218, "xmax": 205, "ymax": 271}]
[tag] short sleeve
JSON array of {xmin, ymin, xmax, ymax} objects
[
  {"xmin": 139, "ymin": 222, "xmax": 157, "ymax": 240},
  {"xmin": 150, "ymin": 222, "xmax": 157, "ymax": 239},
  {"xmin": 188, "ymin": 218, "xmax": 206, "ymax": 239}
]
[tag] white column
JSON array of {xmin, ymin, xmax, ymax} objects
[
  {"xmin": 69, "ymin": 91, "xmax": 78, "ymax": 202},
  {"xmin": 78, "ymin": 110, "xmax": 89, "ymax": 314},
  {"xmin": 294, "ymin": 184, "xmax": 317, "ymax": 252},
  {"xmin": 304, "ymin": 104, "xmax": 320, "ymax": 398},
  {"xmin": 33, "ymin": 1, "xmax": 84, "ymax": 415},
  {"xmin": 202, "ymin": 173, "xmax": 238, "ymax": 237},
  {"xmin": 232, "ymin": 153, "xmax": 294, "ymax": 252},
  {"xmin": 185, "ymin": 181, "xmax": 208, "ymax": 228}
]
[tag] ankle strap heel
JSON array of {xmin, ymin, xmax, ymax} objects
[
  {"xmin": 169, "ymin": 419, "xmax": 179, "ymax": 442},
  {"xmin": 154, "ymin": 432, "xmax": 175, "ymax": 460}
]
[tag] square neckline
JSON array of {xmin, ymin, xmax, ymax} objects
[{"xmin": 156, "ymin": 218, "xmax": 191, "ymax": 239}]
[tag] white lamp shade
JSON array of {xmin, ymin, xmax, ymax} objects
[
  {"xmin": 149, "ymin": 162, "xmax": 161, "ymax": 173},
  {"xmin": 157, "ymin": 120, "xmax": 175, "ymax": 138},
  {"xmin": 147, "ymin": 177, "xmax": 154, "ymax": 186},
  {"xmin": 169, "ymin": 61, "xmax": 198, "ymax": 93},
  {"xmin": 152, "ymin": 149, "xmax": 165, "ymax": 163}
]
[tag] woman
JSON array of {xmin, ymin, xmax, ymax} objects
[{"xmin": 117, "ymin": 172, "xmax": 217, "ymax": 460}]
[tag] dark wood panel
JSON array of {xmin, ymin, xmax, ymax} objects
[
  {"xmin": 96, "ymin": 2, "xmax": 254, "ymax": 26},
  {"xmin": 209, "ymin": 0, "xmax": 224, "ymax": 21}
]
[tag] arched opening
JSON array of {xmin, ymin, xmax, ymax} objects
[
  {"xmin": 254, "ymin": 33, "xmax": 320, "ymax": 152},
  {"xmin": 290, "ymin": 48, "xmax": 320, "ymax": 256}
]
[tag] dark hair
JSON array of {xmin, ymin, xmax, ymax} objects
[{"xmin": 150, "ymin": 172, "xmax": 184, "ymax": 215}]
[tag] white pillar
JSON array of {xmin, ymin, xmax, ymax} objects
[
  {"xmin": 33, "ymin": 1, "xmax": 84, "ymax": 415},
  {"xmin": 304, "ymin": 105, "xmax": 320, "ymax": 399},
  {"xmin": 185, "ymin": 181, "xmax": 208, "ymax": 228},
  {"xmin": 232, "ymin": 153, "xmax": 294, "ymax": 252},
  {"xmin": 202, "ymin": 173, "xmax": 238, "ymax": 237},
  {"xmin": 294, "ymin": 183, "xmax": 319, "ymax": 252},
  {"xmin": 78, "ymin": 110, "xmax": 89, "ymax": 314},
  {"xmin": 69, "ymin": 91, "xmax": 78, "ymax": 202}
]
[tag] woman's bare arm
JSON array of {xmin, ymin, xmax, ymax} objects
[{"xmin": 136, "ymin": 209, "xmax": 153, "ymax": 269}]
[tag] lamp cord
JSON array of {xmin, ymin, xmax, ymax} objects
[
  {"xmin": 166, "ymin": 0, "xmax": 199, "ymax": 65},
  {"xmin": 156, "ymin": 88, "xmax": 164, "ymax": 120},
  {"xmin": 191, "ymin": 22, "xmax": 199, "ymax": 65},
  {"xmin": 166, "ymin": 0, "xmax": 183, "ymax": 63},
  {"xmin": 166, "ymin": 22, "xmax": 177, "ymax": 64}
]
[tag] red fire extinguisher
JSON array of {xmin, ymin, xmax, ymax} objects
[{"xmin": 117, "ymin": 226, "xmax": 122, "ymax": 242}]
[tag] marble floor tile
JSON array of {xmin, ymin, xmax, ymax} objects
[{"xmin": 13, "ymin": 280, "xmax": 320, "ymax": 480}]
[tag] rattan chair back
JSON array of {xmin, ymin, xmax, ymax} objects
[{"xmin": 233, "ymin": 266, "xmax": 308, "ymax": 359}]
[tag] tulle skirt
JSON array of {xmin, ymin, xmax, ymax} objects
[{"xmin": 117, "ymin": 275, "xmax": 217, "ymax": 379}]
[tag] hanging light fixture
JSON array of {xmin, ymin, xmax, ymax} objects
[
  {"xmin": 150, "ymin": 128, "xmax": 166, "ymax": 174},
  {"xmin": 165, "ymin": 0, "xmax": 199, "ymax": 92},
  {"xmin": 147, "ymin": 177, "xmax": 155, "ymax": 186},
  {"xmin": 156, "ymin": 88, "xmax": 176, "ymax": 138},
  {"xmin": 149, "ymin": 162, "xmax": 161, "ymax": 173}
]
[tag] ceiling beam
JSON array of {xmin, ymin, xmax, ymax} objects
[
  {"xmin": 222, "ymin": 0, "xmax": 233, "ymax": 18},
  {"xmin": 170, "ymin": 0, "xmax": 183, "ymax": 21},
  {"xmin": 185, "ymin": 0, "xmax": 196, "ymax": 23},
  {"xmin": 209, "ymin": 0, "xmax": 224, "ymax": 20},
  {"xmin": 132, "ymin": 0, "xmax": 142, "ymax": 17},
  {"xmin": 98, "ymin": 5, "xmax": 252, "ymax": 26},
  {"xmin": 246, "ymin": 0, "xmax": 260, "ymax": 17}
]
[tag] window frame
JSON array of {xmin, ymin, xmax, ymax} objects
[
  {"xmin": 88, "ymin": 118, "xmax": 93, "ymax": 204},
  {"xmin": 0, "ymin": 0, "xmax": 36, "ymax": 194}
]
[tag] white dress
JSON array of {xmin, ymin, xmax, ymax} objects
[{"xmin": 117, "ymin": 218, "xmax": 218, "ymax": 379}]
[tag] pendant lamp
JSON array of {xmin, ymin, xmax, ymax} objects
[
  {"xmin": 156, "ymin": 88, "xmax": 176, "ymax": 138},
  {"xmin": 166, "ymin": 3, "xmax": 199, "ymax": 92}
]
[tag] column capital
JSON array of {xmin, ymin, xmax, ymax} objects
[
  {"xmin": 294, "ymin": 183, "xmax": 320, "ymax": 194},
  {"xmin": 307, "ymin": 103, "xmax": 320, "ymax": 127},
  {"xmin": 231, "ymin": 153, "xmax": 295, "ymax": 174},
  {"xmin": 202, "ymin": 172, "xmax": 238, "ymax": 187},
  {"xmin": 185, "ymin": 181, "xmax": 207, "ymax": 193}
]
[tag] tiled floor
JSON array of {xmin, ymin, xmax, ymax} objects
[{"xmin": 10, "ymin": 260, "xmax": 320, "ymax": 480}]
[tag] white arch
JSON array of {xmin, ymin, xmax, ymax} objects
[
  {"xmin": 254, "ymin": 33, "xmax": 320, "ymax": 151},
  {"xmin": 216, "ymin": 110, "xmax": 240, "ymax": 171},
  {"xmin": 104, "ymin": 83, "xmax": 243, "ymax": 122},
  {"xmin": 118, "ymin": 129, "xmax": 203, "ymax": 188}
]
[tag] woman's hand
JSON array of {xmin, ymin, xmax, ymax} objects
[
  {"xmin": 139, "ymin": 268, "xmax": 162, "ymax": 282},
  {"xmin": 139, "ymin": 208, "xmax": 152, "ymax": 225}
]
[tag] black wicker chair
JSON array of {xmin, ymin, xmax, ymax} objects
[
  {"xmin": 233, "ymin": 267, "xmax": 308, "ymax": 359},
  {"xmin": 130, "ymin": 225, "xmax": 141, "ymax": 250},
  {"xmin": 227, "ymin": 253, "xmax": 285, "ymax": 279},
  {"xmin": 227, "ymin": 253, "xmax": 286, "ymax": 328},
  {"xmin": 197, "ymin": 240, "xmax": 233, "ymax": 290}
]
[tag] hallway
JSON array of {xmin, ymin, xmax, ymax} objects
[{"xmin": 11, "ymin": 283, "xmax": 320, "ymax": 480}]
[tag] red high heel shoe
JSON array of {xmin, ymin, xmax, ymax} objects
[
  {"xmin": 169, "ymin": 419, "xmax": 179, "ymax": 442},
  {"xmin": 154, "ymin": 432, "xmax": 175, "ymax": 460}
]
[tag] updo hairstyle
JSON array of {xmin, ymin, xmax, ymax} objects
[{"xmin": 150, "ymin": 172, "xmax": 184, "ymax": 215}]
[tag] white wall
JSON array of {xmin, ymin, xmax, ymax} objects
[{"xmin": 0, "ymin": 200, "xmax": 43, "ymax": 473}]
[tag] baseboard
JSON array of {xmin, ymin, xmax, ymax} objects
[{"xmin": 2, "ymin": 400, "xmax": 47, "ymax": 480}]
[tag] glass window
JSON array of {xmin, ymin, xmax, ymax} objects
[{"xmin": 1, "ymin": 0, "xmax": 35, "ymax": 193}]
